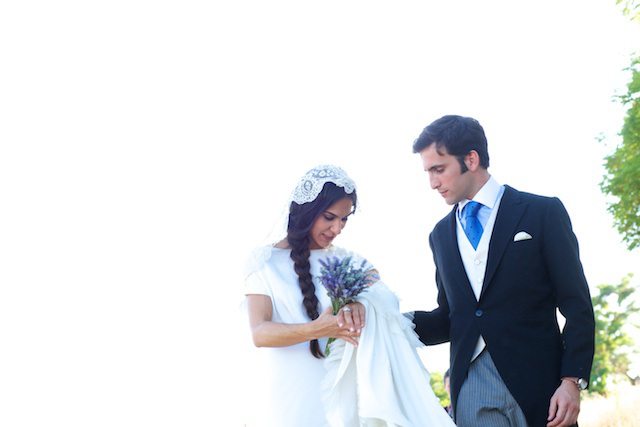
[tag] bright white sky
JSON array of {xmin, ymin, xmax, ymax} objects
[{"xmin": 2, "ymin": 1, "xmax": 640, "ymax": 426}]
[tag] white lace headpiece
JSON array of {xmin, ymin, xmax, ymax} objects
[
  {"xmin": 244, "ymin": 164, "xmax": 357, "ymax": 280},
  {"xmin": 290, "ymin": 164, "xmax": 356, "ymax": 205}
]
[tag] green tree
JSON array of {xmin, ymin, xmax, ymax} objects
[
  {"xmin": 592, "ymin": 0, "xmax": 640, "ymax": 399},
  {"xmin": 589, "ymin": 274, "xmax": 639, "ymax": 396},
  {"xmin": 429, "ymin": 371, "xmax": 450, "ymax": 408},
  {"xmin": 602, "ymin": 0, "xmax": 640, "ymax": 250},
  {"xmin": 601, "ymin": 55, "xmax": 640, "ymax": 250},
  {"xmin": 616, "ymin": 0, "xmax": 640, "ymax": 21}
]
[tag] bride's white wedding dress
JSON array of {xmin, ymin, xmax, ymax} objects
[
  {"xmin": 244, "ymin": 246, "xmax": 454, "ymax": 427},
  {"xmin": 321, "ymin": 280, "xmax": 455, "ymax": 427}
]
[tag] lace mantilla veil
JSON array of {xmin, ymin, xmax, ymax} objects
[{"xmin": 243, "ymin": 164, "xmax": 357, "ymax": 280}]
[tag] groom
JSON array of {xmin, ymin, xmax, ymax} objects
[{"xmin": 411, "ymin": 115, "xmax": 595, "ymax": 427}]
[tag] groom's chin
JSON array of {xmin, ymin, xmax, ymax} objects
[{"xmin": 443, "ymin": 196, "xmax": 457, "ymax": 205}]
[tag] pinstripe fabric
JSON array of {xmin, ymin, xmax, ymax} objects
[{"xmin": 455, "ymin": 350, "xmax": 529, "ymax": 427}]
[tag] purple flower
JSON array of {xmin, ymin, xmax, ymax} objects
[
  {"xmin": 318, "ymin": 256, "xmax": 370, "ymax": 314},
  {"xmin": 318, "ymin": 256, "xmax": 374, "ymax": 355}
]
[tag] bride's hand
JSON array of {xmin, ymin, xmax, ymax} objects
[
  {"xmin": 314, "ymin": 307, "xmax": 362, "ymax": 347},
  {"xmin": 337, "ymin": 302, "xmax": 365, "ymax": 335}
]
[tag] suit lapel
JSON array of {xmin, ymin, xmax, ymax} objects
[
  {"xmin": 440, "ymin": 206, "xmax": 478, "ymax": 305},
  {"xmin": 480, "ymin": 186, "xmax": 527, "ymax": 299}
]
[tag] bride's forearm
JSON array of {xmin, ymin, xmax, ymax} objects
[
  {"xmin": 251, "ymin": 320, "xmax": 319, "ymax": 348},
  {"xmin": 247, "ymin": 295, "xmax": 341, "ymax": 348},
  {"xmin": 247, "ymin": 294, "xmax": 322, "ymax": 347}
]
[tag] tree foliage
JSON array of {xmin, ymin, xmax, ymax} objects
[
  {"xmin": 616, "ymin": 0, "xmax": 640, "ymax": 22},
  {"xmin": 589, "ymin": 274, "xmax": 639, "ymax": 396},
  {"xmin": 429, "ymin": 371, "xmax": 450, "ymax": 408},
  {"xmin": 601, "ymin": 1, "xmax": 640, "ymax": 250},
  {"xmin": 601, "ymin": 56, "xmax": 640, "ymax": 250}
]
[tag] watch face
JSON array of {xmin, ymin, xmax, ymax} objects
[{"xmin": 577, "ymin": 378, "xmax": 588, "ymax": 390}]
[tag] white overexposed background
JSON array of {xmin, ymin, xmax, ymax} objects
[{"xmin": 1, "ymin": 1, "xmax": 639, "ymax": 426}]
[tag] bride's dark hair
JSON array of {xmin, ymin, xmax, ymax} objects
[{"xmin": 287, "ymin": 182, "xmax": 357, "ymax": 359}]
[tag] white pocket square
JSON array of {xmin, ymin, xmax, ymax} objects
[{"xmin": 514, "ymin": 231, "xmax": 533, "ymax": 242}]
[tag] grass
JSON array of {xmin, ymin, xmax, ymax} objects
[{"xmin": 578, "ymin": 384, "xmax": 640, "ymax": 427}]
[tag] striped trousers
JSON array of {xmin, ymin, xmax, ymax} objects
[{"xmin": 455, "ymin": 350, "xmax": 529, "ymax": 427}]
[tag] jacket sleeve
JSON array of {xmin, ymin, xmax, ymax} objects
[
  {"xmin": 413, "ymin": 232, "xmax": 451, "ymax": 345},
  {"xmin": 543, "ymin": 197, "xmax": 595, "ymax": 382}
]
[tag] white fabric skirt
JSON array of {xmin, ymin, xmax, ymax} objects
[{"xmin": 321, "ymin": 282, "xmax": 455, "ymax": 427}]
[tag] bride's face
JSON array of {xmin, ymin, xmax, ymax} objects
[{"xmin": 308, "ymin": 197, "xmax": 354, "ymax": 249}]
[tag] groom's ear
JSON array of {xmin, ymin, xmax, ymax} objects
[{"xmin": 465, "ymin": 150, "xmax": 481, "ymax": 172}]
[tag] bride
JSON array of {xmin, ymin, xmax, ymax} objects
[{"xmin": 243, "ymin": 165, "xmax": 455, "ymax": 427}]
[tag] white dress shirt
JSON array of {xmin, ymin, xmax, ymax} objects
[{"xmin": 456, "ymin": 176, "xmax": 505, "ymax": 361}]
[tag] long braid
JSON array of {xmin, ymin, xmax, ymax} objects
[
  {"xmin": 286, "ymin": 181, "xmax": 357, "ymax": 359},
  {"xmin": 289, "ymin": 233, "xmax": 324, "ymax": 359}
]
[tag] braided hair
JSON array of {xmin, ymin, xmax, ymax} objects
[{"xmin": 287, "ymin": 182, "xmax": 357, "ymax": 358}]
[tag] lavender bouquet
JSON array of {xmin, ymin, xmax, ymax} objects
[{"xmin": 318, "ymin": 255, "xmax": 371, "ymax": 355}]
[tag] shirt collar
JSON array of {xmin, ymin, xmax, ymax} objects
[{"xmin": 458, "ymin": 175, "xmax": 502, "ymax": 214}]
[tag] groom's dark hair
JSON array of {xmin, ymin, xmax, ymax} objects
[{"xmin": 412, "ymin": 115, "xmax": 490, "ymax": 173}]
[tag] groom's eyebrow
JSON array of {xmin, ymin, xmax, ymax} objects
[{"xmin": 426, "ymin": 163, "xmax": 445, "ymax": 172}]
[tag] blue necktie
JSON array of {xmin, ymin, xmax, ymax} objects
[{"xmin": 463, "ymin": 201, "xmax": 484, "ymax": 250}]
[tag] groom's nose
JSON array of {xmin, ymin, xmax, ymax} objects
[{"xmin": 430, "ymin": 175, "xmax": 440, "ymax": 189}]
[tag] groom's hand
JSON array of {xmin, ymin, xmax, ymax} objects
[
  {"xmin": 546, "ymin": 380, "xmax": 580, "ymax": 427},
  {"xmin": 337, "ymin": 303, "xmax": 365, "ymax": 336}
]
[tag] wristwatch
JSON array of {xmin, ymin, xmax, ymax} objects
[{"xmin": 562, "ymin": 377, "xmax": 588, "ymax": 390}]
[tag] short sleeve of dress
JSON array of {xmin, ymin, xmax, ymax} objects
[
  {"xmin": 244, "ymin": 245, "xmax": 275, "ymax": 297},
  {"xmin": 244, "ymin": 270, "xmax": 271, "ymax": 297}
]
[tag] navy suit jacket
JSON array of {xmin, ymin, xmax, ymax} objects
[{"xmin": 413, "ymin": 185, "xmax": 595, "ymax": 427}]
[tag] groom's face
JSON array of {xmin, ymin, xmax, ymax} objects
[{"xmin": 419, "ymin": 144, "xmax": 473, "ymax": 205}]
